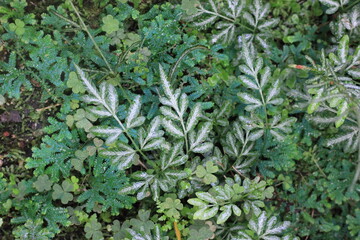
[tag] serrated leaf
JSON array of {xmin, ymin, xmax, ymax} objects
[
  {"xmin": 186, "ymin": 103, "xmax": 202, "ymax": 132},
  {"xmin": 90, "ymin": 126, "xmax": 123, "ymax": 144},
  {"xmin": 87, "ymin": 106, "xmax": 112, "ymax": 117},
  {"xmin": 160, "ymin": 106, "xmax": 180, "ymax": 121},
  {"xmin": 100, "ymin": 144, "xmax": 138, "ymax": 170},
  {"xmin": 75, "ymin": 64, "xmax": 100, "ymax": 99},
  {"xmin": 126, "ymin": 95, "xmax": 143, "ymax": 129},
  {"xmin": 162, "ymin": 118, "xmax": 184, "ymax": 138},
  {"xmin": 192, "ymin": 142, "xmax": 214, "ymax": 153},
  {"xmin": 239, "ymin": 75, "xmax": 259, "ymax": 90},
  {"xmin": 238, "ymin": 92, "xmax": 262, "ymax": 106}
]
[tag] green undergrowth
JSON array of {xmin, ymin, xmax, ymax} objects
[{"xmin": 0, "ymin": 0, "xmax": 360, "ymax": 239}]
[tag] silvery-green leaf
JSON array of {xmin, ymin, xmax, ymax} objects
[
  {"xmin": 248, "ymin": 129, "xmax": 264, "ymax": 141},
  {"xmin": 159, "ymin": 64, "xmax": 176, "ymax": 105},
  {"xmin": 150, "ymin": 179, "xmax": 160, "ymax": 200},
  {"xmin": 162, "ymin": 118, "xmax": 184, "ymax": 138},
  {"xmin": 143, "ymin": 138, "xmax": 165, "ymax": 151},
  {"xmin": 238, "ymin": 92, "xmax": 262, "ymax": 106},
  {"xmin": 270, "ymin": 130, "xmax": 285, "ymax": 141},
  {"xmin": 189, "ymin": 122, "xmax": 213, "ymax": 151},
  {"xmin": 105, "ymin": 83, "xmax": 118, "ymax": 114},
  {"xmin": 87, "ymin": 106, "xmax": 112, "ymax": 117},
  {"xmin": 128, "ymin": 116, "xmax": 146, "ymax": 129},
  {"xmin": 194, "ymin": 206, "xmax": 219, "ymax": 220},
  {"xmin": 268, "ymin": 98, "xmax": 284, "ymax": 105},
  {"xmin": 192, "ymin": 142, "xmax": 213, "ymax": 153},
  {"xmin": 239, "ymin": 65, "xmax": 254, "ymax": 76},
  {"xmin": 160, "ymin": 106, "xmax": 180, "ymax": 121},
  {"xmin": 179, "ymin": 93, "xmax": 188, "ymax": 117},
  {"xmin": 159, "ymin": 96, "xmax": 172, "ymax": 107},
  {"xmin": 319, "ymin": 0, "xmax": 340, "ymax": 14},
  {"xmin": 82, "ymin": 95, "xmax": 101, "ymax": 104},
  {"xmin": 194, "ymin": 16, "xmax": 217, "ymax": 27},
  {"xmin": 164, "ymin": 171, "xmax": 188, "ymax": 181},
  {"xmin": 348, "ymin": 69, "xmax": 360, "ymax": 79},
  {"xmin": 242, "ymin": 40, "xmax": 254, "ymax": 70},
  {"xmin": 140, "ymin": 116, "xmax": 163, "ymax": 149},
  {"xmin": 74, "ymin": 64, "xmax": 100, "ymax": 99},
  {"xmin": 217, "ymin": 205, "xmax": 232, "ymax": 224},
  {"xmin": 335, "ymin": 100, "xmax": 349, "ymax": 128},
  {"xmin": 186, "ymin": 103, "xmax": 202, "ymax": 132},
  {"xmin": 266, "ymin": 80, "xmax": 280, "ymax": 103},
  {"xmin": 126, "ymin": 95, "xmax": 142, "ymax": 128},
  {"xmin": 307, "ymin": 88, "xmax": 324, "ymax": 114},
  {"xmin": 119, "ymin": 181, "xmax": 146, "ymax": 194},
  {"xmin": 258, "ymin": 18, "xmax": 279, "ymax": 29},
  {"xmin": 255, "ymin": 58, "xmax": 263, "ymax": 74},
  {"xmin": 137, "ymin": 184, "xmax": 151, "ymax": 200},
  {"xmin": 196, "ymin": 192, "xmax": 217, "ymax": 204},
  {"xmin": 243, "ymin": 12, "xmax": 255, "ymax": 27},
  {"xmin": 234, "ymin": 121, "xmax": 245, "ymax": 143},
  {"xmin": 90, "ymin": 126, "xmax": 123, "ymax": 144},
  {"xmin": 223, "ymin": 132, "xmax": 238, "ymax": 156},
  {"xmin": 260, "ymin": 66, "xmax": 271, "ymax": 88},
  {"xmin": 232, "ymin": 205, "xmax": 242, "ymax": 216},
  {"xmin": 100, "ymin": 143, "xmax": 138, "ymax": 170},
  {"xmin": 338, "ymin": 35, "xmax": 349, "ymax": 63},
  {"xmin": 188, "ymin": 198, "xmax": 207, "ymax": 207},
  {"xmin": 239, "ymin": 75, "xmax": 258, "ymax": 90}
]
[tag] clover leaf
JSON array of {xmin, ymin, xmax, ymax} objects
[
  {"xmin": 67, "ymin": 72, "xmax": 86, "ymax": 94},
  {"xmin": 85, "ymin": 214, "xmax": 103, "ymax": 240},
  {"xmin": 159, "ymin": 197, "xmax": 183, "ymax": 219},
  {"xmin": 52, "ymin": 180, "xmax": 74, "ymax": 204},
  {"xmin": 102, "ymin": 15, "xmax": 119, "ymax": 34},
  {"xmin": 196, "ymin": 161, "xmax": 219, "ymax": 184},
  {"xmin": 9, "ymin": 19, "xmax": 25, "ymax": 36},
  {"xmin": 33, "ymin": 175, "xmax": 52, "ymax": 192},
  {"xmin": 181, "ymin": 0, "xmax": 199, "ymax": 15},
  {"xmin": 73, "ymin": 109, "xmax": 97, "ymax": 131}
]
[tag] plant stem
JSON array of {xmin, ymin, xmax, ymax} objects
[
  {"xmin": 349, "ymin": 108, "xmax": 360, "ymax": 191},
  {"xmin": 69, "ymin": 1, "xmax": 114, "ymax": 75}
]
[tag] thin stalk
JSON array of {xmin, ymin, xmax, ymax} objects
[
  {"xmin": 349, "ymin": 108, "xmax": 360, "ymax": 191},
  {"xmin": 69, "ymin": 1, "xmax": 114, "ymax": 75},
  {"xmin": 199, "ymin": 7, "xmax": 235, "ymax": 23},
  {"xmin": 169, "ymin": 45, "xmax": 209, "ymax": 86},
  {"xmin": 50, "ymin": 9, "xmax": 81, "ymax": 28}
]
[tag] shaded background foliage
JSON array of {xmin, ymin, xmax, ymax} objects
[{"xmin": 0, "ymin": 0, "xmax": 360, "ymax": 239}]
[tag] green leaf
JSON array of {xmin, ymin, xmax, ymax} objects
[
  {"xmin": 159, "ymin": 197, "xmax": 183, "ymax": 219},
  {"xmin": 181, "ymin": 0, "xmax": 199, "ymax": 15},
  {"xmin": 33, "ymin": 175, "xmax": 52, "ymax": 192},
  {"xmin": 338, "ymin": 35, "xmax": 349, "ymax": 63},
  {"xmin": 9, "ymin": 19, "xmax": 25, "ymax": 35},
  {"xmin": 85, "ymin": 215, "xmax": 104, "ymax": 240},
  {"xmin": 67, "ymin": 72, "xmax": 86, "ymax": 94},
  {"xmin": 194, "ymin": 206, "xmax": 219, "ymax": 220},
  {"xmin": 195, "ymin": 161, "xmax": 218, "ymax": 184},
  {"xmin": 102, "ymin": 15, "xmax": 119, "ymax": 34},
  {"xmin": 52, "ymin": 180, "xmax": 74, "ymax": 204},
  {"xmin": 217, "ymin": 205, "xmax": 232, "ymax": 224},
  {"xmin": 0, "ymin": 94, "xmax": 5, "ymax": 105}
]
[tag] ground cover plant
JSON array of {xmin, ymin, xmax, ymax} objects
[{"xmin": 0, "ymin": 0, "xmax": 360, "ymax": 239}]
